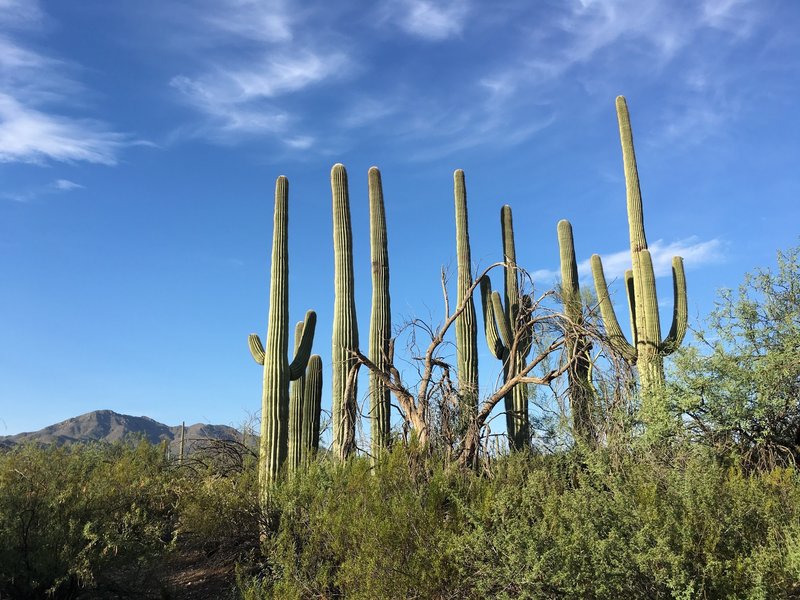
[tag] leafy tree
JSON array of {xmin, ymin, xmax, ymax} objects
[{"xmin": 671, "ymin": 245, "xmax": 800, "ymax": 465}]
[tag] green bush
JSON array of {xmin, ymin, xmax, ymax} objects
[
  {"xmin": 238, "ymin": 446, "xmax": 800, "ymax": 599},
  {"xmin": 0, "ymin": 440, "xmax": 179, "ymax": 598}
]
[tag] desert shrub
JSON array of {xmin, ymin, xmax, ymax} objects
[
  {"xmin": 174, "ymin": 443, "xmax": 261, "ymax": 555},
  {"xmin": 0, "ymin": 440, "xmax": 178, "ymax": 598},
  {"xmin": 670, "ymin": 245, "xmax": 800, "ymax": 466},
  {"xmin": 238, "ymin": 445, "xmax": 800, "ymax": 600}
]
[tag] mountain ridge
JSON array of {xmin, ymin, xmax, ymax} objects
[{"xmin": 0, "ymin": 409, "xmax": 243, "ymax": 454}]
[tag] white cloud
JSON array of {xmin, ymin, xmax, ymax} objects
[
  {"xmin": 200, "ymin": 0, "xmax": 292, "ymax": 44},
  {"xmin": 0, "ymin": 93, "xmax": 125, "ymax": 164},
  {"xmin": 701, "ymin": 0, "xmax": 760, "ymax": 35},
  {"xmin": 53, "ymin": 179, "xmax": 83, "ymax": 191},
  {"xmin": 386, "ymin": 0, "xmax": 471, "ymax": 40},
  {"xmin": 532, "ymin": 237, "xmax": 724, "ymax": 283},
  {"xmin": 3, "ymin": 177, "xmax": 84, "ymax": 203},
  {"xmin": 285, "ymin": 135, "xmax": 314, "ymax": 150},
  {"xmin": 0, "ymin": 0, "xmax": 43, "ymax": 27},
  {"xmin": 167, "ymin": 2, "xmax": 351, "ymax": 147},
  {"xmin": 0, "ymin": 5, "xmax": 134, "ymax": 165}
]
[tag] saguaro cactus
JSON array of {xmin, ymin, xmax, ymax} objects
[
  {"xmin": 248, "ymin": 176, "xmax": 317, "ymax": 497},
  {"xmin": 480, "ymin": 205, "xmax": 531, "ymax": 451},
  {"xmin": 454, "ymin": 170, "xmax": 479, "ymax": 427},
  {"xmin": 557, "ymin": 219, "xmax": 595, "ymax": 446},
  {"xmin": 368, "ymin": 166, "xmax": 392, "ymax": 458},
  {"xmin": 287, "ymin": 321, "xmax": 305, "ymax": 474},
  {"xmin": 331, "ymin": 164, "xmax": 359, "ymax": 460},
  {"xmin": 590, "ymin": 96, "xmax": 688, "ymax": 393},
  {"xmin": 301, "ymin": 354, "xmax": 323, "ymax": 466}
]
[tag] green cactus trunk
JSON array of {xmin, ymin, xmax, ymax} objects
[
  {"xmin": 287, "ymin": 321, "xmax": 305, "ymax": 474},
  {"xmin": 480, "ymin": 205, "xmax": 531, "ymax": 451},
  {"xmin": 248, "ymin": 176, "xmax": 316, "ymax": 503},
  {"xmin": 301, "ymin": 355, "xmax": 323, "ymax": 466},
  {"xmin": 557, "ymin": 219, "xmax": 596, "ymax": 447},
  {"xmin": 590, "ymin": 97, "xmax": 688, "ymax": 395},
  {"xmin": 453, "ymin": 170, "xmax": 479, "ymax": 431},
  {"xmin": 331, "ymin": 164, "xmax": 359, "ymax": 460},
  {"xmin": 178, "ymin": 421, "xmax": 185, "ymax": 465},
  {"xmin": 368, "ymin": 166, "xmax": 392, "ymax": 460}
]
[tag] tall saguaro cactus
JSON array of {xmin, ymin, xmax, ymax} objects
[
  {"xmin": 248, "ymin": 176, "xmax": 317, "ymax": 498},
  {"xmin": 557, "ymin": 219, "xmax": 595, "ymax": 446},
  {"xmin": 331, "ymin": 164, "xmax": 359, "ymax": 460},
  {"xmin": 454, "ymin": 170, "xmax": 479, "ymax": 426},
  {"xmin": 368, "ymin": 166, "xmax": 392, "ymax": 458},
  {"xmin": 301, "ymin": 355, "xmax": 323, "ymax": 466},
  {"xmin": 590, "ymin": 96, "xmax": 688, "ymax": 393},
  {"xmin": 480, "ymin": 205, "xmax": 531, "ymax": 451}
]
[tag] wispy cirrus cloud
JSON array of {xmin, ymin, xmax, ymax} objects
[
  {"xmin": 0, "ymin": 93, "xmax": 127, "ymax": 165},
  {"xmin": 532, "ymin": 237, "xmax": 724, "ymax": 283},
  {"xmin": 167, "ymin": 1, "xmax": 352, "ymax": 147},
  {"xmin": 377, "ymin": 0, "xmax": 471, "ymax": 40},
  {"xmin": 2, "ymin": 178, "xmax": 84, "ymax": 203},
  {"xmin": 0, "ymin": 1, "xmax": 133, "ymax": 165},
  {"xmin": 463, "ymin": 0, "xmax": 766, "ymax": 149},
  {"xmin": 197, "ymin": 0, "xmax": 293, "ymax": 44}
]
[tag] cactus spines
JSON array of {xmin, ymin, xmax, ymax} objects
[
  {"xmin": 287, "ymin": 321, "xmax": 305, "ymax": 474},
  {"xmin": 480, "ymin": 205, "xmax": 530, "ymax": 451},
  {"xmin": 301, "ymin": 354, "xmax": 323, "ymax": 465},
  {"xmin": 590, "ymin": 96, "xmax": 688, "ymax": 393},
  {"xmin": 331, "ymin": 163, "xmax": 359, "ymax": 460},
  {"xmin": 557, "ymin": 219, "xmax": 595, "ymax": 446},
  {"xmin": 249, "ymin": 176, "xmax": 317, "ymax": 498},
  {"xmin": 454, "ymin": 169, "xmax": 479, "ymax": 426},
  {"xmin": 368, "ymin": 166, "xmax": 392, "ymax": 459}
]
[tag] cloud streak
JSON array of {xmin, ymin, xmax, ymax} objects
[
  {"xmin": 0, "ymin": 4, "xmax": 132, "ymax": 165},
  {"xmin": 166, "ymin": 2, "xmax": 352, "ymax": 147},
  {"xmin": 532, "ymin": 237, "xmax": 724, "ymax": 283},
  {"xmin": 3, "ymin": 178, "xmax": 84, "ymax": 203},
  {"xmin": 380, "ymin": 0, "xmax": 471, "ymax": 40}
]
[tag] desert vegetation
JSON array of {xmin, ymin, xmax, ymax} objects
[{"xmin": 2, "ymin": 97, "xmax": 799, "ymax": 598}]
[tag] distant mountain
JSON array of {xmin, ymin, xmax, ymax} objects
[{"xmin": 0, "ymin": 410, "xmax": 243, "ymax": 455}]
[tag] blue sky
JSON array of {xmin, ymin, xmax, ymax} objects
[{"xmin": 1, "ymin": 0, "xmax": 798, "ymax": 437}]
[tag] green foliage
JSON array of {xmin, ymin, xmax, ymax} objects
[
  {"xmin": 239, "ymin": 446, "xmax": 800, "ymax": 599},
  {"xmin": 0, "ymin": 440, "xmax": 179, "ymax": 598},
  {"xmin": 671, "ymin": 245, "xmax": 800, "ymax": 465}
]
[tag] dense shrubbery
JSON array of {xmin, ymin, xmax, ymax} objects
[
  {"xmin": 245, "ymin": 446, "xmax": 800, "ymax": 599},
  {"xmin": 0, "ymin": 440, "xmax": 180, "ymax": 598},
  {"xmin": 1, "ymin": 436, "xmax": 799, "ymax": 598}
]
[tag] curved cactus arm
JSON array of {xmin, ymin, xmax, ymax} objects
[
  {"xmin": 624, "ymin": 269, "xmax": 638, "ymax": 349},
  {"xmin": 491, "ymin": 290, "xmax": 513, "ymax": 352},
  {"xmin": 591, "ymin": 254, "xmax": 637, "ymax": 363},
  {"xmin": 660, "ymin": 256, "xmax": 688, "ymax": 354},
  {"xmin": 248, "ymin": 333, "xmax": 265, "ymax": 365},
  {"xmin": 480, "ymin": 276, "xmax": 506, "ymax": 360},
  {"xmin": 289, "ymin": 310, "xmax": 317, "ymax": 380}
]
